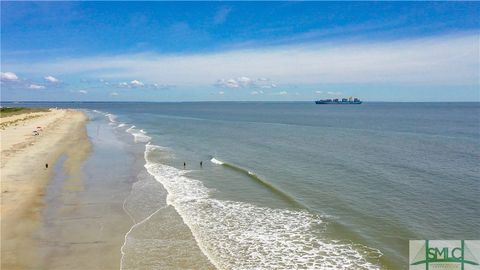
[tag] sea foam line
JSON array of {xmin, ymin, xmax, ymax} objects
[
  {"xmin": 119, "ymin": 142, "xmax": 170, "ymax": 270},
  {"xmin": 94, "ymin": 112, "xmax": 157, "ymax": 270},
  {"xmin": 147, "ymin": 149, "xmax": 382, "ymax": 269},
  {"xmin": 120, "ymin": 195, "xmax": 166, "ymax": 270},
  {"xmin": 126, "ymin": 125, "xmax": 152, "ymax": 143}
]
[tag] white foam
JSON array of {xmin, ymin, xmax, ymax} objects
[
  {"xmin": 146, "ymin": 146, "xmax": 382, "ymax": 270},
  {"xmin": 132, "ymin": 132, "xmax": 152, "ymax": 143},
  {"xmin": 210, "ymin": 158, "xmax": 224, "ymax": 165},
  {"xmin": 146, "ymin": 142, "xmax": 169, "ymax": 151},
  {"xmin": 91, "ymin": 110, "xmax": 150, "ymax": 142},
  {"xmin": 120, "ymin": 164, "xmax": 169, "ymax": 270},
  {"xmin": 126, "ymin": 125, "xmax": 151, "ymax": 143},
  {"xmin": 105, "ymin": 113, "xmax": 117, "ymax": 123}
]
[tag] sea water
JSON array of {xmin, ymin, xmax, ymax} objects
[{"xmin": 9, "ymin": 102, "xmax": 480, "ymax": 269}]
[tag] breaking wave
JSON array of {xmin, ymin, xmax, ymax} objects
[
  {"xmin": 95, "ymin": 110, "xmax": 383, "ymax": 269},
  {"xmin": 145, "ymin": 147, "xmax": 382, "ymax": 270},
  {"xmin": 126, "ymin": 125, "xmax": 152, "ymax": 143},
  {"xmin": 105, "ymin": 113, "xmax": 117, "ymax": 124},
  {"xmin": 210, "ymin": 157, "xmax": 306, "ymax": 209},
  {"xmin": 210, "ymin": 157, "xmax": 224, "ymax": 165}
]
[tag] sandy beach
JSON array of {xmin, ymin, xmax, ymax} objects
[{"xmin": 1, "ymin": 108, "xmax": 91, "ymax": 269}]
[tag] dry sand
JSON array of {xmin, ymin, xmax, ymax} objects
[{"xmin": 1, "ymin": 109, "xmax": 91, "ymax": 269}]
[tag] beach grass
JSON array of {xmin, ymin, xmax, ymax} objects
[{"xmin": 0, "ymin": 107, "xmax": 49, "ymax": 118}]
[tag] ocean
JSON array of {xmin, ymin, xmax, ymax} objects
[{"xmin": 6, "ymin": 101, "xmax": 479, "ymax": 269}]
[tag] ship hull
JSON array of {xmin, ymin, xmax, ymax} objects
[{"xmin": 315, "ymin": 101, "xmax": 362, "ymax": 104}]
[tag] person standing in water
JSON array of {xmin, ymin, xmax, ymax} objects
[
  {"xmin": 183, "ymin": 162, "xmax": 186, "ymax": 169},
  {"xmin": 200, "ymin": 161, "xmax": 203, "ymax": 167}
]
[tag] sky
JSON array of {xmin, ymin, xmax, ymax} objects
[{"xmin": 1, "ymin": 1, "xmax": 479, "ymax": 102}]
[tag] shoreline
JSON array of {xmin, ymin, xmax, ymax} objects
[{"xmin": 1, "ymin": 109, "xmax": 91, "ymax": 269}]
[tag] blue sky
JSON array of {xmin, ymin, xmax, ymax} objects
[{"xmin": 1, "ymin": 1, "xmax": 479, "ymax": 101}]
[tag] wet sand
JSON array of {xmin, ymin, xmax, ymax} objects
[
  {"xmin": 33, "ymin": 113, "xmax": 134, "ymax": 270},
  {"xmin": 1, "ymin": 109, "xmax": 91, "ymax": 269}
]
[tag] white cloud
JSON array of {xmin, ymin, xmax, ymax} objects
[
  {"xmin": 236, "ymin": 76, "xmax": 252, "ymax": 87},
  {"xmin": 218, "ymin": 91, "xmax": 225, "ymax": 95},
  {"xmin": 255, "ymin": 78, "xmax": 277, "ymax": 89},
  {"xmin": 44, "ymin": 75, "xmax": 59, "ymax": 83},
  {"xmin": 1, "ymin": 72, "xmax": 19, "ymax": 81},
  {"xmin": 315, "ymin": 91, "xmax": 323, "ymax": 94},
  {"xmin": 78, "ymin": 90, "xmax": 88, "ymax": 94},
  {"xmin": 130, "ymin": 79, "xmax": 144, "ymax": 87},
  {"xmin": 216, "ymin": 78, "xmax": 240, "ymax": 88},
  {"xmin": 4, "ymin": 33, "xmax": 478, "ymax": 87},
  {"xmin": 215, "ymin": 77, "xmax": 277, "ymax": 89},
  {"xmin": 28, "ymin": 84, "xmax": 45, "ymax": 89},
  {"xmin": 110, "ymin": 92, "xmax": 119, "ymax": 96},
  {"xmin": 118, "ymin": 79, "xmax": 145, "ymax": 88},
  {"xmin": 275, "ymin": 91, "xmax": 288, "ymax": 96}
]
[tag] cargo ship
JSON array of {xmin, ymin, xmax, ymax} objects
[{"xmin": 315, "ymin": 97, "xmax": 362, "ymax": 104}]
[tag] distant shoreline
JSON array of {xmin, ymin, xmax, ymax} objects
[{"xmin": 1, "ymin": 101, "xmax": 480, "ymax": 104}]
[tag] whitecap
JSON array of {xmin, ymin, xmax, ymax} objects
[
  {"xmin": 146, "ymin": 146, "xmax": 382, "ymax": 270},
  {"xmin": 105, "ymin": 113, "xmax": 117, "ymax": 123},
  {"xmin": 126, "ymin": 125, "xmax": 151, "ymax": 143},
  {"xmin": 210, "ymin": 158, "xmax": 224, "ymax": 165}
]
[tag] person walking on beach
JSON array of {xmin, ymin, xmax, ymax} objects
[{"xmin": 45, "ymin": 163, "xmax": 48, "ymax": 169}]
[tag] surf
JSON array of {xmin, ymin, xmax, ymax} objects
[
  {"xmin": 142, "ymin": 147, "xmax": 382, "ymax": 269},
  {"xmin": 210, "ymin": 157, "xmax": 307, "ymax": 209},
  {"xmin": 94, "ymin": 110, "xmax": 383, "ymax": 270}
]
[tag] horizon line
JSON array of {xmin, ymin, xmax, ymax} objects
[{"xmin": 1, "ymin": 100, "xmax": 479, "ymax": 104}]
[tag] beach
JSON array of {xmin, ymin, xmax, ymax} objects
[
  {"xmin": 1, "ymin": 109, "xmax": 91, "ymax": 269},
  {"xmin": 1, "ymin": 107, "xmax": 214, "ymax": 270}
]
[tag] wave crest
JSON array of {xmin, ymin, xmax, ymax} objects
[
  {"xmin": 126, "ymin": 125, "xmax": 152, "ymax": 143},
  {"xmin": 210, "ymin": 158, "xmax": 224, "ymax": 165},
  {"xmin": 147, "ymin": 147, "xmax": 382, "ymax": 270}
]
